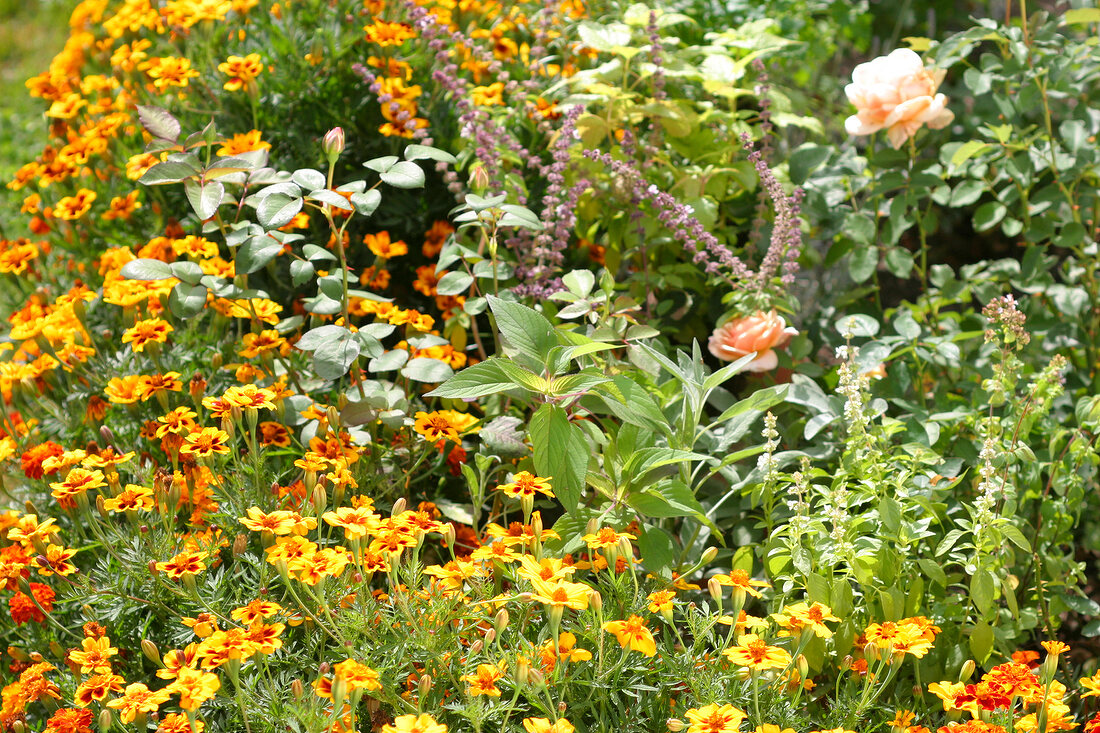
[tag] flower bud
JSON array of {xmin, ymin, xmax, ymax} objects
[
  {"xmin": 327, "ymin": 406, "xmax": 341, "ymax": 431},
  {"xmin": 323, "ymin": 127, "xmax": 345, "ymax": 161},
  {"xmin": 527, "ymin": 668, "xmax": 545, "ymax": 687},
  {"xmin": 99, "ymin": 709, "xmax": 112, "ymax": 731},
  {"xmin": 514, "ymin": 656, "xmax": 529, "ymax": 685},
  {"xmin": 141, "ymin": 639, "xmax": 162, "ymax": 666},
  {"xmin": 418, "ymin": 674, "xmax": 432, "ymax": 699},
  {"xmin": 469, "ymin": 639, "xmax": 484, "ymax": 656},
  {"xmin": 588, "ymin": 589, "xmax": 603, "ymax": 614},
  {"xmin": 494, "ymin": 609, "xmax": 509, "ymax": 634},
  {"xmin": 391, "ymin": 498, "xmax": 406, "ymax": 516},
  {"xmin": 667, "ymin": 719, "xmax": 685, "ymax": 732},
  {"xmin": 469, "ymin": 164, "xmax": 490, "ymax": 191},
  {"xmin": 483, "ymin": 628, "xmax": 497, "ymax": 645},
  {"xmin": 291, "ymin": 679, "xmax": 304, "ymax": 700},
  {"xmin": 232, "ymin": 533, "xmax": 249, "ymax": 556},
  {"xmin": 49, "ymin": 641, "xmax": 64, "ymax": 659},
  {"xmin": 959, "ymin": 659, "xmax": 975, "ymax": 682},
  {"xmin": 708, "ymin": 577, "xmax": 723, "ymax": 605},
  {"xmin": 699, "ymin": 546, "xmax": 718, "ymax": 565}
]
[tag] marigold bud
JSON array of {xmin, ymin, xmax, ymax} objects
[
  {"xmin": 142, "ymin": 639, "xmax": 162, "ymax": 666},
  {"xmin": 588, "ymin": 589, "xmax": 603, "ymax": 614},
  {"xmin": 391, "ymin": 498, "xmax": 406, "ymax": 516},
  {"xmin": 418, "ymin": 674, "xmax": 432, "ymax": 698},
  {"xmin": 699, "ymin": 546, "xmax": 718, "ymax": 565},
  {"xmin": 959, "ymin": 659, "xmax": 975, "ymax": 681},
  {"xmin": 99, "ymin": 709, "xmax": 112, "ymax": 730},
  {"xmin": 494, "ymin": 609, "xmax": 509, "ymax": 633},
  {"xmin": 527, "ymin": 668, "xmax": 545, "ymax": 687},
  {"xmin": 291, "ymin": 679, "xmax": 304, "ymax": 700},
  {"xmin": 667, "ymin": 719, "xmax": 685, "ymax": 732}
]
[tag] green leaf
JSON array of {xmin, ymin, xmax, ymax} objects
[
  {"xmin": 138, "ymin": 105, "xmax": 181, "ymax": 141},
  {"xmin": 789, "ymin": 144, "xmax": 831, "ymax": 185},
  {"xmin": 168, "ymin": 283, "xmax": 208, "ymax": 319},
  {"xmin": 308, "ymin": 189, "xmax": 354, "ymax": 210},
  {"xmin": 1062, "ymin": 8, "xmax": 1100, "ymax": 24},
  {"xmin": 296, "ymin": 325, "xmax": 350, "ymax": 351},
  {"xmin": 638, "ymin": 526, "xmax": 676, "ymax": 577},
  {"xmin": 621, "ymin": 448, "xmax": 707, "ymax": 482},
  {"xmin": 529, "ymin": 404, "xmax": 588, "ymax": 511},
  {"xmin": 884, "ymin": 247, "xmax": 914, "ymax": 278},
  {"xmin": 549, "ymin": 372, "xmax": 611, "ymax": 396},
  {"xmin": 712, "ymin": 383, "xmax": 789, "ymax": 426},
  {"xmin": 834, "ymin": 313, "xmax": 879, "ymax": 338},
  {"xmin": 169, "ymin": 261, "xmax": 204, "ymax": 285},
  {"xmin": 256, "ymin": 193, "xmax": 303, "ymax": 229},
  {"xmin": 139, "ymin": 160, "xmax": 199, "ymax": 186},
  {"xmin": 380, "ymin": 161, "xmax": 425, "ymax": 189},
  {"xmin": 349, "ymin": 190, "xmax": 381, "ymax": 217},
  {"xmin": 121, "ymin": 259, "xmax": 173, "ymax": 281},
  {"xmin": 290, "ymin": 259, "xmax": 315, "ymax": 287},
  {"xmin": 843, "ymin": 212, "xmax": 876, "ymax": 246},
  {"xmin": 480, "ymin": 416, "xmax": 528, "ymax": 457},
  {"xmin": 368, "ymin": 349, "xmax": 409, "ymax": 373},
  {"xmin": 969, "ymin": 621, "xmax": 994, "ymax": 662},
  {"xmin": 363, "ymin": 156, "xmax": 399, "ymax": 173},
  {"xmin": 950, "ymin": 179, "xmax": 985, "ymax": 207},
  {"xmin": 950, "ymin": 140, "xmax": 990, "ymax": 167},
  {"xmin": 487, "ymin": 295, "xmax": 558, "ymax": 366},
  {"xmin": 404, "ymin": 144, "xmax": 457, "ymax": 164},
  {"xmin": 425, "ymin": 358, "xmax": 516, "ymax": 399},
  {"xmin": 303, "ymin": 244, "xmax": 337, "ymax": 263},
  {"xmin": 999, "ymin": 522, "xmax": 1031, "ymax": 553},
  {"xmin": 313, "ymin": 335, "xmax": 360, "ymax": 380},
  {"xmin": 291, "ymin": 169, "xmax": 326, "ymax": 189},
  {"xmin": 970, "ymin": 568, "xmax": 996, "ymax": 615},
  {"xmin": 848, "ymin": 245, "xmax": 877, "ymax": 283},
  {"xmin": 973, "ymin": 201, "xmax": 1006, "ymax": 232},
  {"xmin": 184, "ymin": 179, "xmax": 224, "ymax": 221},
  {"xmin": 917, "ymin": 558, "xmax": 947, "ymax": 588},
  {"xmin": 401, "ymin": 357, "xmax": 454, "ymax": 383},
  {"xmin": 435, "ymin": 271, "xmax": 473, "ymax": 296},
  {"xmin": 237, "ymin": 236, "xmax": 284, "ymax": 274}
]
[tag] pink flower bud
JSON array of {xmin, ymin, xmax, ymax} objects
[{"xmin": 322, "ymin": 127, "xmax": 345, "ymax": 158}]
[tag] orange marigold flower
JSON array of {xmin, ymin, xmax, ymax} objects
[
  {"xmin": 38, "ymin": 544, "xmax": 78, "ymax": 576},
  {"xmin": 1042, "ymin": 640, "xmax": 1070, "ymax": 656},
  {"xmin": 44, "ymin": 708, "xmax": 94, "ymax": 733},
  {"xmin": 75, "ymin": 672, "xmax": 124, "ymax": 707},
  {"xmin": 333, "ymin": 659, "xmax": 382, "ymax": 692},
  {"xmin": 102, "ymin": 484, "xmax": 155, "ymax": 513},
  {"xmin": 9, "ymin": 582, "xmax": 54, "ymax": 625},
  {"xmin": 711, "ymin": 568, "xmax": 771, "ymax": 599},
  {"xmin": 54, "ymin": 189, "xmax": 97, "ymax": 220},
  {"xmin": 775, "ymin": 602, "xmax": 839, "ymax": 638},
  {"xmin": 603, "ymin": 615, "xmax": 657, "ymax": 657},
  {"xmin": 364, "ymin": 230, "xmax": 408, "ymax": 258},
  {"xmin": 101, "ymin": 191, "xmax": 142, "ymax": 221},
  {"xmin": 583, "ymin": 526, "xmax": 636, "ymax": 550},
  {"xmin": 21, "ymin": 441, "xmax": 64, "ymax": 478},
  {"xmin": 530, "ymin": 578, "xmax": 591, "ymax": 610}
]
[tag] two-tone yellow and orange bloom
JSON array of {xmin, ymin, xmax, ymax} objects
[
  {"xmin": 723, "ymin": 634, "xmax": 791, "ymax": 671},
  {"xmin": 603, "ymin": 615, "xmax": 657, "ymax": 657},
  {"xmin": 685, "ymin": 703, "xmax": 746, "ymax": 733}
]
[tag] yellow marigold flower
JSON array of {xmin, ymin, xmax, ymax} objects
[
  {"xmin": 775, "ymin": 602, "xmax": 839, "ymax": 638},
  {"xmin": 122, "ymin": 318, "xmax": 173, "ymax": 353},
  {"xmin": 1080, "ymin": 672, "xmax": 1100, "ymax": 698},
  {"xmin": 239, "ymin": 329, "xmax": 286, "ymax": 358},
  {"xmin": 180, "ymin": 427, "xmax": 231, "ymax": 458},
  {"xmin": 231, "ymin": 599, "xmax": 282, "ymax": 624},
  {"xmin": 138, "ymin": 372, "xmax": 183, "ymax": 399},
  {"xmin": 364, "ymin": 230, "xmax": 409, "ymax": 258},
  {"xmin": 382, "ymin": 714, "xmax": 447, "ymax": 733},
  {"xmin": 166, "ymin": 667, "xmax": 220, "ymax": 711},
  {"xmin": 196, "ymin": 627, "xmax": 260, "ymax": 668},
  {"xmin": 603, "ymin": 615, "xmax": 657, "ymax": 657},
  {"xmin": 239, "ymin": 507, "xmax": 298, "ymax": 535},
  {"xmin": 39, "ymin": 544, "xmax": 78, "ymax": 576},
  {"xmin": 722, "ymin": 634, "xmax": 791, "ymax": 670},
  {"xmin": 516, "ymin": 555, "xmax": 575, "ymax": 584},
  {"xmin": 523, "ymin": 718, "xmax": 575, "ymax": 733},
  {"xmin": 333, "ymin": 659, "xmax": 382, "ymax": 692},
  {"xmin": 102, "ymin": 484, "xmax": 155, "ymax": 513},
  {"xmin": 538, "ymin": 632, "xmax": 591, "ymax": 673},
  {"xmin": 530, "ymin": 577, "xmax": 591, "ymax": 610},
  {"xmin": 49, "ymin": 467, "xmax": 106, "ymax": 502},
  {"xmin": 218, "ymin": 53, "xmax": 264, "ymax": 91},
  {"xmin": 1042, "ymin": 640, "xmax": 1070, "ymax": 656},
  {"xmin": 583, "ymin": 526, "xmax": 636, "ymax": 550},
  {"xmin": 413, "ymin": 410, "xmax": 464, "ymax": 443},
  {"xmin": 364, "ymin": 20, "xmax": 416, "ymax": 46},
  {"xmin": 141, "ymin": 56, "xmax": 200, "ymax": 90},
  {"xmin": 890, "ymin": 624, "xmax": 934, "ymax": 658},
  {"xmin": 497, "ymin": 471, "xmax": 554, "ymax": 499},
  {"xmin": 685, "ymin": 703, "xmax": 746, "ymax": 733},
  {"xmin": 323, "ymin": 506, "xmax": 382, "ymax": 541},
  {"xmin": 101, "ymin": 191, "xmax": 142, "ymax": 221},
  {"xmin": 156, "ymin": 550, "xmax": 208, "ymax": 579},
  {"xmin": 54, "ymin": 189, "xmax": 97, "ymax": 220},
  {"xmin": 105, "ymin": 682, "xmax": 171, "ymax": 723},
  {"xmin": 471, "ymin": 82, "xmax": 506, "ymax": 106},
  {"xmin": 647, "ymin": 589, "xmax": 676, "ymax": 615},
  {"xmin": 217, "ymin": 130, "xmax": 271, "ymax": 157},
  {"xmin": 69, "ymin": 636, "xmax": 119, "ymax": 674},
  {"xmin": 461, "ymin": 662, "xmax": 504, "ymax": 697},
  {"xmin": 75, "ymin": 672, "xmax": 124, "ymax": 707},
  {"xmin": 711, "ymin": 568, "xmax": 771, "ymax": 598},
  {"xmin": 222, "ymin": 384, "xmax": 276, "ymax": 411}
]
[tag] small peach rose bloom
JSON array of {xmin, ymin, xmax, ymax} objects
[
  {"xmin": 844, "ymin": 48, "xmax": 954, "ymax": 149},
  {"xmin": 707, "ymin": 310, "xmax": 797, "ymax": 372}
]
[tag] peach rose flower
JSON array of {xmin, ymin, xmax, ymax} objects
[
  {"xmin": 844, "ymin": 48, "xmax": 954, "ymax": 149},
  {"xmin": 707, "ymin": 310, "xmax": 797, "ymax": 372}
]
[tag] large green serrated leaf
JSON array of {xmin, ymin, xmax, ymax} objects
[
  {"xmin": 487, "ymin": 295, "xmax": 557, "ymax": 367},
  {"xmin": 425, "ymin": 358, "xmax": 516, "ymax": 399},
  {"xmin": 529, "ymin": 404, "xmax": 588, "ymax": 511}
]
